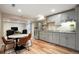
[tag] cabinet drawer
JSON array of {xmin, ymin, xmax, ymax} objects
[
  {"xmin": 66, "ymin": 33, "xmax": 76, "ymax": 49},
  {"xmin": 52, "ymin": 33, "xmax": 59, "ymax": 44},
  {"xmin": 59, "ymin": 33, "xmax": 67, "ymax": 46}
]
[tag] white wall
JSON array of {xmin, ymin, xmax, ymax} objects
[
  {"xmin": 25, "ymin": 20, "xmax": 35, "ymax": 39},
  {"xmin": 57, "ymin": 21, "xmax": 76, "ymax": 32},
  {"xmin": 0, "ymin": 12, "xmax": 3, "ymax": 44},
  {"xmin": 3, "ymin": 21, "xmax": 26, "ymax": 36},
  {"xmin": 31, "ymin": 22, "xmax": 34, "ymax": 39},
  {"xmin": 0, "ymin": 12, "xmax": 1, "ymax": 38},
  {"xmin": 0, "ymin": 12, "xmax": 2, "ymax": 44},
  {"xmin": 26, "ymin": 21, "xmax": 32, "ymax": 34}
]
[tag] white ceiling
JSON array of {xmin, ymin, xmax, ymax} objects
[{"xmin": 0, "ymin": 4, "xmax": 77, "ymax": 18}]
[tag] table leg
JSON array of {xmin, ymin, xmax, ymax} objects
[
  {"xmin": 16, "ymin": 38, "xmax": 18, "ymax": 46},
  {"xmin": 14, "ymin": 38, "xmax": 25, "ymax": 53},
  {"xmin": 14, "ymin": 38, "xmax": 19, "ymax": 52}
]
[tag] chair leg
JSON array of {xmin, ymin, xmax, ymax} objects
[
  {"xmin": 13, "ymin": 44, "xmax": 15, "ymax": 48},
  {"xmin": 25, "ymin": 43, "xmax": 29, "ymax": 51},
  {"xmin": 27, "ymin": 46, "xmax": 30, "ymax": 51},
  {"xmin": 4, "ymin": 45, "xmax": 6, "ymax": 53}
]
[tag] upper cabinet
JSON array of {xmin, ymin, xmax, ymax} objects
[
  {"xmin": 47, "ymin": 9, "xmax": 75, "ymax": 25},
  {"xmin": 47, "ymin": 14, "xmax": 61, "ymax": 25},
  {"xmin": 60, "ymin": 10, "xmax": 75, "ymax": 22}
]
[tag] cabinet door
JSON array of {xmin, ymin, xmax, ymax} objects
[
  {"xmin": 39, "ymin": 32, "xmax": 48, "ymax": 41},
  {"xmin": 45, "ymin": 32, "xmax": 49, "ymax": 42},
  {"xmin": 42, "ymin": 33, "xmax": 46, "ymax": 41},
  {"xmin": 66, "ymin": 10, "xmax": 75, "ymax": 21},
  {"xmin": 52, "ymin": 32, "xmax": 59, "ymax": 44},
  {"xmin": 66, "ymin": 33, "xmax": 76, "ymax": 49},
  {"xmin": 47, "ymin": 32, "xmax": 53, "ymax": 43},
  {"xmin": 75, "ymin": 6, "xmax": 79, "ymax": 50},
  {"xmin": 43, "ymin": 32, "xmax": 47, "ymax": 41},
  {"xmin": 39, "ymin": 32, "xmax": 43, "ymax": 40},
  {"xmin": 34, "ymin": 30, "xmax": 38, "ymax": 39},
  {"xmin": 39, "ymin": 32, "xmax": 42, "ymax": 39},
  {"xmin": 59, "ymin": 33, "xmax": 66, "ymax": 46},
  {"xmin": 76, "ymin": 33, "xmax": 79, "ymax": 50},
  {"xmin": 60, "ymin": 13, "xmax": 68, "ymax": 23},
  {"xmin": 60, "ymin": 10, "xmax": 75, "ymax": 23}
]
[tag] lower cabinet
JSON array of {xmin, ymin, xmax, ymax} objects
[
  {"xmin": 39, "ymin": 32, "xmax": 49, "ymax": 41},
  {"xmin": 39, "ymin": 32, "xmax": 43, "ymax": 40},
  {"xmin": 47, "ymin": 32, "xmax": 53, "ymax": 43},
  {"xmin": 34, "ymin": 30, "xmax": 39, "ymax": 39},
  {"xmin": 66, "ymin": 33, "xmax": 76, "ymax": 49},
  {"xmin": 40, "ymin": 32, "xmax": 46, "ymax": 41},
  {"xmin": 40, "ymin": 32, "xmax": 53, "ymax": 42},
  {"xmin": 42, "ymin": 32, "xmax": 48, "ymax": 41},
  {"xmin": 76, "ymin": 33, "xmax": 79, "ymax": 50},
  {"xmin": 39, "ymin": 31, "xmax": 76, "ymax": 50},
  {"xmin": 59, "ymin": 33, "xmax": 67, "ymax": 46},
  {"xmin": 60, "ymin": 33, "xmax": 76, "ymax": 49},
  {"xmin": 52, "ymin": 32, "xmax": 59, "ymax": 44}
]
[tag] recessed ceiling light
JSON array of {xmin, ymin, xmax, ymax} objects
[
  {"xmin": 18, "ymin": 9, "xmax": 22, "ymax": 12},
  {"xmin": 51, "ymin": 9, "xmax": 56, "ymax": 12}
]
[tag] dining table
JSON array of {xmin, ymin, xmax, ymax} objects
[{"xmin": 8, "ymin": 34, "xmax": 28, "ymax": 51}]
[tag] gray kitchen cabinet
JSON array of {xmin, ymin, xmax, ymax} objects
[
  {"xmin": 60, "ymin": 10, "xmax": 75, "ymax": 23},
  {"xmin": 76, "ymin": 21, "xmax": 79, "ymax": 50},
  {"xmin": 47, "ymin": 14, "xmax": 61, "ymax": 25},
  {"xmin": 59, "ymin": 33, "xmax": 76, "ymax": 49},
  {"xmin": 66, "ymin": 33, "xmax": 76, "ymax": 49},
  {"xmin": 47, "ymin": 15, "xmax": 55, "ymax": 22},
  {"xmin": 39, "ymin": 32, "xmax": 48, "ymax": 41},
  {"xmin": 39, "ymin": 31, "xmax": 53, "ymax": 43},
  {"xmin": 47, "ymin": 32, "xmax": 53, "ymax": 43},
  {"xmin": 60, "ymin": 12, "xmax": 69, "ymax": 23},
  {"xmin": 76, "ymin": 33, "xmax": 79, "ymax": 50},
  {"xmin": 75, "ymin": 6, "xmax": 79, "ymax": 51},
  {"xmin": 52, "ymin": 32, "xmax": 60, "ymax": 44},
  {"xmin": 39, "ymin": 32, "xmax": 43, "ymax": 40},
  {"xmin": 76, "ymin": 16, "xmax": 79, "ymax": 50},
  {"xmin": 42, "ymin": 32, "xmax": 47, "ymax": 41},
  {"xmin": 34, "ymin": 30, "xmax": 38, "ymax": 39},
  {"xmin": 42, "ymin": 32, "xmax": 50, "ymax": 42},
  {"xmin": 66, "ymin": 10, "xmax": 75, "ymax": 21},
  {"xmin": 39, "ymin": 31, "xmax": 76, "ymax": 50},
  {"xmin": 59, "ymin": 33, "xmax": 67, "ymax": 46},
  {"xmin": 41, "ymin": 32, "xmax": 45, "ymax": 41}
]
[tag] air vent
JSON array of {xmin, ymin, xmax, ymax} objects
[{"xmin": 12, "ymin": 4, "xmax": 15, "ymax": 7}]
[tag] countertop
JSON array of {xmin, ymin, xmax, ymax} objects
[{"xmin": 39, "ymin": 30, "xmax": 76, "ymax": 34}]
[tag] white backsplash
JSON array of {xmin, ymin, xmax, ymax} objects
[{"xmin": 57, "ymin": 21, "xmax": 76, "ymax": 32}]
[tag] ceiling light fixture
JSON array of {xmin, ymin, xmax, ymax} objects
[
  {"xmin": 51, "ymin": 9, "xmax": 56, "ymax": 13},
  {"xmin": 18, "ymin": 9, "xmax": 22, "ymax": 12}
]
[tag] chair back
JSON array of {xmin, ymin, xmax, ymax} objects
[
  {"xmin": 2, "ymin": 37, "xmax": 7, "ymax": 44},
  {"xmin": 28, "ymin": 33, "xmax": 31, "ymax": 40},
  {"xmin": 18, "ymin": 33, "xmax": 32, "ymax": 45},
  {"xmin": 6, "ymin": 30, "xmax": 14, "ymax": 36},
  {"xmin": 22, "ymin": 29, "xmax": 27, "ymax": 34}
]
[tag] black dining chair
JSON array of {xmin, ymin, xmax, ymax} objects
[
  {"xmin": 6, "ymin": 30, "xmax": 14, "ymax": 39},
  {"xmin": 22, "ymin": 29, "xmax": 27, "ymax": 34}
]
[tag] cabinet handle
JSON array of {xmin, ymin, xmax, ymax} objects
[{"xmin": 66, "ymin": 37, "xmax": 68, "ymax": 39}]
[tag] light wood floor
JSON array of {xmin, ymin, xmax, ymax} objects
[
  {"xmin": 20, "ymin": 39, "xmax": 79, "ymax": 54},
  {"xmin": 1, "ymin": 39, "xmax": 79, "ymax": 54}
]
